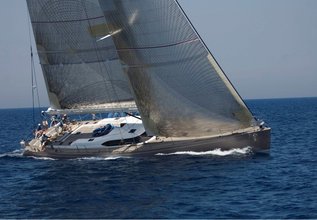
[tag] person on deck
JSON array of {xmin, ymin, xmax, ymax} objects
[
  {"xmin": 41, "ymin": 111, "xmax": 48, "ymax": 120},
  {"xmin": 36, "ymin": 123, "xmax": 42, "ymax": 132},
  {"xmin": 42, "ymin": 120, "xmax": 49, "ymax": 130},
  {"xmin": 62, "ymin": 114, "xmax": 68, "ymax": 124},
  {"xmin": 50, "ymin": 115, "xmax": 59, "ymax": 127},
  {"xmin": 40, "ymin": 133, "xmax": 49, "ymax": 149},
  {"xmin": 35, "ymin": 123, "xmax": 44, "ymax": 138},
  {"xmin": 92, "ymin": 113, "xmax": 96, "ymax": 121}
]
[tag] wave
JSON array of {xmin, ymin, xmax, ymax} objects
[
  {"xmin": 0, "ymin": 149, "xmax": 57, "ymax": 160},
  {"xmin": 0, "ymin": 150, "xmax": 128, "ymax": 161},
  {"xmin": 0, "ymin": 149, "xmax": 24, "ymax": 158},
  {"xmin": 156, "ymin": 147, "xmax": 252, "ymax": 157}
]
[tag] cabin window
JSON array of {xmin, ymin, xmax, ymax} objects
[
  {"xmin": 102, "ymin": 140, "xmax": 124, "ymax": 146},
  {"xmin": 129, "ymin": 129, "xmax": 137, "ymax": 133},
  {"xmin": 92, "ymin": 124, "xmax": 114, "ymax": 137},
  {"xmin": 102, "ymin": 136, "xmax": 141, "ymax": 146},
  {"xmin": 88, "ymin": 139, "xmax": 94, "ymax": 142}
]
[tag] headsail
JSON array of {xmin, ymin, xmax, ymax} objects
[
  {"xmin": 98, "ymin": 0, "xmax": 254, "ymax": 137},
  {"xmin": 26, "ymin": 0, "xmax": 136, "ymax": 111}
]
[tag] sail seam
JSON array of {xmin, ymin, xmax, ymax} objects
[
  {"xmin": 126, "ymin": 53, "xmax": 205, "ymax": 68},
  {"xmin": 40, "ymin": 58, "xmax": 119, "ymax": 66},
  {"xmin": 38, "ymin": 46, "xmax": 116, "ymax": 54},
  {"xmin": 117, "ymin": 38, "xmax": 199, "ymax": 51},
  {"xmin": 32, "ymin": 15, "xmax": 104, "ymax": 24}
]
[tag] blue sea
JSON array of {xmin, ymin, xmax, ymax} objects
[{"xmin": 0, "ymin": 98, "xmax": 316, "ymax": 219}]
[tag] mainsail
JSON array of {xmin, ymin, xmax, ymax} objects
[
  {"xmin": 98, "ymin": 0, "xmax": 254, "ymax": 137},
  {"xmin": 26, "ymin": 0, "xmax": 136, "ymax": 111}
]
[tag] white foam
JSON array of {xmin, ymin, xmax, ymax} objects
[
  {"xmin": 0, "ymin": 149, "xmax": 24, "ymax": 158},
  {"xmin": 75, "ymin": 156, "xmax": 127, "ymax": 161},
  {"xmin": 27, "ymin": 156, "xmax": 56, "ymax": 161},
  {"xmin": 28, "ymin": 155, "xmax": 126, "ymax": 161},
  {"xmin": 0, "ymin": 150, "xmax": 128, "ymax": 161},
  {"xmin": 156, "ymin": 147, "xmax": 252, "ymax": 156},
  {"xmin": 0, "ymin": 149, "xmax": 58, "ymax": 160}
]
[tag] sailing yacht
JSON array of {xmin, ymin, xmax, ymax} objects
[{"xmin": 22, "ymin": 0, "xmax": 270, "ymax": 158}]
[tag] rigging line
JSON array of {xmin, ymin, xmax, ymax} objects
[
  {"xmin": 27, "ymin": 7, "xmax": 42, "ymax": 120},
  {"xmin": 32, "ymin": 52, "xmax": 42, "ymax": 110},
  {"xmin": 94, "ymin": 3, "xmax": 137, "ymax": 137},
  {"xmin": 100, "ymin": 1, "xmax": 142, "ymax": 125},
  {"xmin": 31, "ymin": 47, "xmax": 36, "ymax": 128},
  {"xmin": 27, "ymin": 5, "xmax": 36, "ymax": 128},
  {"xmin": 81, "ymin": 0, "xmax": 126, "ymax": 138},
  {"xmin": 81, "ymin": 0, "xmax": 113, "ymax": 102},
  {"xmin": 124, "ymin": 112, "xmax": 141, "ymax": 120},
  {"xmin": 82, "ymin": 1, "xmax": 127, "ymax": 108}
]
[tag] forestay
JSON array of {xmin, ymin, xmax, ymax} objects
[
  {"xmin": 98, "ymin": 0, "xmax": 254, "ymax": 137},
  {"xmin": 26, "ymin": 0, "xmax": 136, "ymax": 111}
]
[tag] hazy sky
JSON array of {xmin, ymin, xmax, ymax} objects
[{"xmin": 0, "ymin": 0, "xmax": 316, "ymax": 108}]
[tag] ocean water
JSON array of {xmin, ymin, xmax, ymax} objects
[{"xmin": 0, "ymin": 98, "xmax": 316, "ymax": 219}]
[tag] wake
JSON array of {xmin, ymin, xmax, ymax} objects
[
  {"xmin": 0, "ymin": 149, "xmax": 56, "ymax": 160},
  {"xmin": 0, "ymin": 149, "xmax": 24, "ymax": 159},
  {"xmin": 156, "ymin": 146, "xmax": 252, "ymax": 156},
  {"xmin": 0, "ymin": 150, "xmax": 126, "ymax": 161},
  {"xmin": 1, "ymin": 147, "xmax": 253, "ymax": 160}
]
